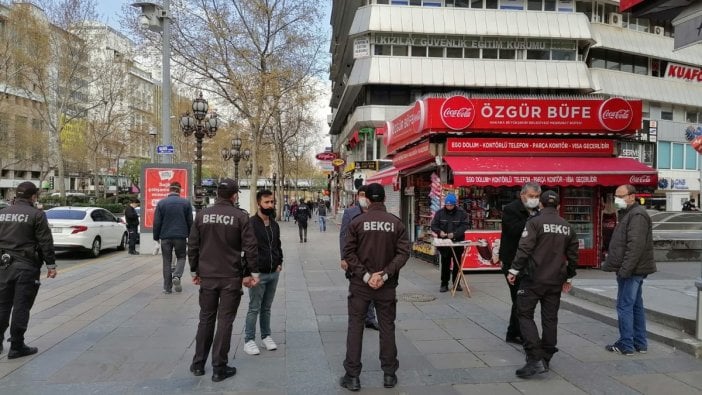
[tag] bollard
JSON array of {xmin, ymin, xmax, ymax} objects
[{"xmin": 697, "ymin": 277, "xmax": 702, "ymax": 340}]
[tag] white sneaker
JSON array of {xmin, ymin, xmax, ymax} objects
[
  {"xmin": 244, "ymin": 340, "xmax": 260, "ymax": 355},
  {"xmin": 261, "ymin": 336, "xmax": 277, "ymax": 351}
]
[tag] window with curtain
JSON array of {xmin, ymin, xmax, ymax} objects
[
  {"xmin": 672, "ymin": 143, "xmax": 684, "ymax": 169},
  {"xmin": 657, "ymin": 141, "xmax": 670, "ymax": 169}
]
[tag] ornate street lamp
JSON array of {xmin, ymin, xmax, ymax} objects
[
  {"xmin": 180, "ymin": 92, "xmax": 219, "ymax": 211},
  {"xmin": 220, "ymin": 137, "xmax": 251, "ymax": 183}
]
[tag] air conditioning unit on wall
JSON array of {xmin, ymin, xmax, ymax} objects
[
  {"xmin": 609, "ymin": 12, "xmax": 623, "ymax": 27},
  {"xmin": 653, "ymin": 26, "xmax": 665, "ymax": 36}
]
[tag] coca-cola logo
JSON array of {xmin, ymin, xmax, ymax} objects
[
  {"xmin": 441, "ymin": 96, "xmax": 475, "ymax": 130},
  {"xmin": 599, "ymin": 98, "xmax": 633, "ymax": 131},
  {"xmin": 629, "ymin": 175, "xmax": 652, "ymax": 184}
]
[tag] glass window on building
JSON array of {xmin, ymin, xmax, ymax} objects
[
  {"xmin": 634, "ymin": 55, "xmax": 648, "ymax": 75},
  {"xmin": 672, "ymin": 143, "xmax": 684, "ymax": 169},
  {"xmin": 685, "ymin": 145, "xmax": 698, "ymax": 170},
  {"xmin": 551, "ymin": 50, "xmax": 576, "ymax": 61},
  {"xmin": 365, "ymin": 138, "xmax": 374, "ymax": 161},
  {"xmin": 527, "ymin": 0, "xmax": 542, "ymax": 10},
  {"xmin": 411, "ymin": 46, "xmax": 427, "ymax": 56},
  {"xmin": 642, "ymin": 144, "xmax": 654, "ymax": 165},
  {"xmin": 499, "ymin": 49, "xmax": 516, "ymax": 59},
  {"xmin": 470, "ymin": 0, "xmax": 482, "ymax": 8},
  {"xmin": 485, "ymin": 0, "xmax": 498, "ymax": 9},
  {"xmin": 619, "ymin": 53, "xmax": 634, "ymax": 73},
  {"xmin": 391, "ymin": 0, "xmax": 409, "ymax": 4},
  {"xmin": 686, "ymin": 111, "xmax": 699, "ymax": 123},
  {"xmin": 374, "ymin": 45, "xmax": 391, "ymax": 55},
  {"xmin": 544, "ymin": 0, "xmax": 556, "ymax": 11},
  {"xmin": 428, "ymin": 47, "xmax": 444, "ymax": 57},
  {"xmin": 464, "ymin": 48, "xmax": 480, "ymax": 58},
  {"xmin": 392, "ymin": 45, "xmax": 408, "ymax": 56},
  {"xmin": 410, "ymin": 0, "xmax": 421, "ymax": 5},
  {"xmin": 423, "ymin": 0, "xmax": 442, "ymax": 5},
  {"xmin": 527, "ymin": 49, "xmax": 550, "ymax": 60},
  {"xmin": 376, "ymin": 0, "xmax": 390, "ymax": 3},
  {"xmin": 589, "ymin": 48, "xmax": 605, "ymax": 68},
  {"xmin": 606, "ymin": 52, "xmax": 620, "ymax": 71},
  {"xmin": 446, "ymin": 47, "xmax": 463, "ymax": 58},
  {"xmin": 657, "ymin": 141, "xmax": 671, "ymax": 169},
  {"xmin": 454, "ymin": 0, "xmax": 470, "ymax": 7},
  {"xmin": 482, "ymin": 48, "xmax": 498, "ymax": 59},
  {"xmin": 661, "ymin": 111, "xmax": 673, "ymax": 120}
]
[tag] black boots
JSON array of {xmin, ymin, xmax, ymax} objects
[
  {"xmin": 383, "ymin": 374, "xmax": 398, "ymax": 388},
  {"xmin": 339, "ymin": 374, "xmax": 361, "ymax": 391},
  {"xmin": 212, "ymin": 365, "xmax": 237, "ymax": 382},
  {"xmin": 515, "ymin": 359, "xmax": 546, "ymax": 378},
  {"xmin": 8, "ymin": 344, "xmax": 38, "ymax": 359}
]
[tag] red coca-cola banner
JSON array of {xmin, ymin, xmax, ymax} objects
[
  {"xmin": 392, "ymin": 141, "xmax": 433, "ymax": 170},
  {"xmin": 445, "ymin": 138, "xmax": 615, "ymax": 156},
  {"xmin": 386, "ymin": 96, "xmax": 643, "ymax": 154}
]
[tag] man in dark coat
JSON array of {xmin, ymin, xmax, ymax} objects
[
  {"xmin": 430, "ymin": 193, "xmax": 469, "ymax": 292},
  {"xmin": 602, "ymin": 184, "xmax": 657, "ymax": 355},
  {"xmin": 499, "ymin": 182, "xmax": 541, "ymax": 344},
  {"xmin": 154, "ymin": 182, "xmax": 193, "ymax": 293},
  {"xmin": 124, "ymin": 198, "xmax": 140, "ymax": 255}
]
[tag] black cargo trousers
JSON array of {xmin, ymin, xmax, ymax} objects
[
  {"xmin": 192, "ymin": 277, "xmax": 243, "ymax": 370},
  {"xmin": 0, "ymin": 264, "xmax": 41, "ymax": 346},
  {"xmin": 343, "ymin": 282, "xmax": 398, "ymax": 378},
  {"xmin": 516, "ymin": 278, "xmax": 562, "ymax": 363}
]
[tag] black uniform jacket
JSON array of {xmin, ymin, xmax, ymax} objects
[
  {"xmin": 430, "ymin": 206, "xmax": 469, "ymax": 242},
  {"xmin": 343, "ymin": 203, "xmax": 410, "ymax": 288},
  {"xmin": 511, "ymin": 207, "xmax": 578, "ymax": 285},
  {"xmin": 0, "ymin": 199, "xmax": 56, "ymax": 270},
  {"xmin": 124, "ymin": 205, "xmax": 139, "ymax": 227},
  {"xmin": 188, "ymin": 199, "xmax": 258, "ymax": 278},
  {"xmin": 248, "ymin": 214, "xmax": 283, "ymax": 273},
  {"xmin": 601, "ymin": 203, "xmax": 656, "ymax": 278},
  {"xmin": 499, "ymin": 199, "xmax": 532, "ymax": 273}
]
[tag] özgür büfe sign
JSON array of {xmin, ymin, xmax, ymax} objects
[{"xmin": 386, "ymin": 96, "xmax": 642, "ymax": 154}]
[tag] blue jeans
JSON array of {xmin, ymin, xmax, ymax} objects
[
  {"xmin": 319, "ymin": 216, "xmax": 326, "ymax": 231},
  {"xmin": 245, "ymin": 272, "xmax": 280, "ymax": 342},
  {"xmin": 615, "ymin": 275, "xmax": 647, "ymax": 352}
]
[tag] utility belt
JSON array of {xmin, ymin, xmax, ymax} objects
[{"xmin": 0, "ymin": 248, "xmax": 40, "ymax": 270}]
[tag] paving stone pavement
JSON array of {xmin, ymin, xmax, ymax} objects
[{"xmin": 0, "ymin": 218, "xmax": 700, "ymax": 394}]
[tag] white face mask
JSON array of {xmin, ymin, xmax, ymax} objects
[
  {"xmin": 358, "ymin": 197, "xmax": 370, "ymax": 209},
  {"xmin": 524, "ymin": 198, "xmax": 540, "ymax": 209},
  {"xmin": 614, "ymin": 197, "xmax": 628, "ymax": 210}
]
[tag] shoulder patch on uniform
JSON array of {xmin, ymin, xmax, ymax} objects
[{"xmin": 521, "ymin": 229, "xmax": 528, "ymax": 238}]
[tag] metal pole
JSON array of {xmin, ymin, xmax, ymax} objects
[
  {"xmin": 195, "ymin": 135, "xmax": 203, "ymax": 211},
  {"xmin": 234, "ymin": 159, "xmax": 239, "ymax": 182},
  {"xmin": 697, "ymin": 154, "xmax": 702, "ymax": 340},
  {"xmin": 161, "ymin": 0, "xmax": 172, "ymax": 164}
]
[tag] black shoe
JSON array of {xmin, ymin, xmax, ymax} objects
[
  {"xmin": 365, "ymin": 321, "xmax": 380, "ymax": 331},
  {"xmin": 439, "ymin": 285, "xmax": 449, "ymax": 293},
  {"xmin": 128, "ymin": 250, "xmax": 140, "ymax": 255},
  {"xmin": 543, "ymin": 356, "xmax": 551, "ymax": 372},
  {"xmin": 505, "ymin": 335, "xmax": 524, "ymax": 345},
  {"xmin": 339, "ymin": 374, "xmax": 361, "ymax": 391},
  {"xmin": 173, "ymin": 276, "xmax": 182, "ymax": 293},
  {"xmin": 189, "ymin": 364, "xmax": 205, "ymax": 376},
  {"xmin": 7, "ymin": 344, "xmax": 38, "ymax": 359},
  {"xmin": 515, "ymin": 359, "xmax": 546, "ymax": 378},
  {"xmin": 454, "ymin": 283, "xmax": 463, "ymax": 292},
  {"xmin": 383, "ymin": 374, "xmax": 398, "ymax": 388},
  {"xmin": 212, "ymin": 365, "xmax": 236, "ymax": 382},
  {"xmin": 304, "ymin": 238, "xmax": 307, "ymax": 242}
]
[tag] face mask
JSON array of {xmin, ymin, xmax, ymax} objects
[
  {"xmin": 524, "ymin": 198, "xmax": 540, "ymax": 209},
  {"xmin": 261, "ymin": 207, "xmax": 276, "ymax": 217},
  {"xmin": 614, "ymin": 197, "xmax": 627, "ymax": 210},
  {"xmin": 359, "ymin": 197, "xmax": 370, "ymax": 209}
]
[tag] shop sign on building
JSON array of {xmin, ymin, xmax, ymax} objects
[
  {"xmin": 665, "ymin": 62, "xmax": 702, "ymax": 83},
  {"xmin": 354, "ymin": 161, "xmax": 379, "ymax": 171},
  {"xmin": 386, "ymin": 100, "xmax": 425, "ymax": 154},
  {"xmin": 353, "ymin": 37, "xmax": 370, "ymax": 59},
  {"xmin": 392, "ymin": 141, "xmax": 434, "ymax": 169},
  {"xmin": 673, "ymin": 178, "xmax": 689, "ymax": 189},
  {"xmin": 445, "ymin": 138, "xmax": 614, "ymax": 156}
]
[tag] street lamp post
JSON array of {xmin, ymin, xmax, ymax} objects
[
  {"xmin": 220, "ymin": 137, "xmax": 250, "ymax": 183},
  {"xmin": 180, "ymin": 92, "xmax": 219, "ymax": 211}
]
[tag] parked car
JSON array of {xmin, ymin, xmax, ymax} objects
[
  {"xmin": 46, "ymin": 207, "xmax": 128, "ymax": 257},
  {"xmin": 0, "ymin": 200, "xmax": 8, "ymax": 209}
]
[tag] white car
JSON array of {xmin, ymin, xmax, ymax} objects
[{"xmin": 46, "ymin": 207, "xmax": 128, "ymax": 257}]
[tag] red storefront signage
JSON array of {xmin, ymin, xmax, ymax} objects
[
  {"xmin": 665, "ymin": 62, "xmax": 702, "ymax": 83},
  {"xmin": 392, "ymin": 141, "xmax": 433, "ymax": 170},
  {"xmin": 386, "ymin": 96, "xmax": 643, "ymax": 154},
  {"xmin": 445, "ymin": 138, "xmax": 615, "ymax": 156},
  {"xmin": 316, "ymin": 152, "xmax": 337, "ymax": 161},
  {"xmin": 619, "ymin": 0, "xmax": 644, "ymax": 12},
  {"xmin": 461, "ymin": 231, "xmax": 502, "ymax": 271},
  {"xmin": 142, "ymin": 167, "xmax": 190, "ymax": 230}
]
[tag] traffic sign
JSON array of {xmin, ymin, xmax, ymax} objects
[{"xmin": 157, "ymin": 145, "xmax": 175, "ymax": 154}]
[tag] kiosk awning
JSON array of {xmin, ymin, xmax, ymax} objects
[
  {"xmin": 445, "ymin": 157, "xmax": 657, "ymax": 187},
  {"xmin": 366, "ymin": 167, "xmax": 398, "ymax": 186}
]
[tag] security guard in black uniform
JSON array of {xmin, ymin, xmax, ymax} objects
[
  {"xmin": 341, "ymin": 183, "xmax": 410, "ymax": 391},
  {"xmin": 188, "ymin": 179, "xmax": 259, "ymax": 382},
  {"xmin": 0, "ymin": 181, "xmax": 57, "ymax": 359},
  {"xmin": 507, "ymin": 191, "xmax": 578, "ymax": 378}
]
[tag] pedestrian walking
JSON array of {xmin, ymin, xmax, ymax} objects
[
  {"xmin": 340, "ymin": 183, "xmax": 410, "ymax": 391},
  {"xmin": 153, "ymin": 182, "xmax": 193, "ymax": 294},
  {"xmin": 0, "ymin": 182, "xmax": 57, "ymax": 359},
  {"xmin": 188, "ymin": 179, "xmax": 260, "ymax": 382},
  {"xmin": 507, "ymin": 191, "xmax": 578, "ymax": 378},
  {"xmin": 243, "ymin": 189, "xmax": 283, "ymax": 356},
  {"xmin": 430, "ymin": 193, "xmax": 469, "ymax": 292},
  {"xmin": 283, "ymin": 201, "xmax": 291, "ymax": 221},
  {"xmin": 295, "ymin": 200, "xmax": 311, "ymax": 242},
  {"xmin": 499, "ymin": 182, "xmax": 541, "ymax": 344},
  {"xmin": 340, "ymin": 185, "xmax": 379, "ymax": 331},
  {"xmin": 124, "ymin": 198, "xmax": 140, "ymax": 255},
  {"xmin": 317, "ymin": 200, "xmax": 327, "ymax": 232},
  {"xmin": 602, "ymin": 184, "xmax": 656, "ymax": 355}
]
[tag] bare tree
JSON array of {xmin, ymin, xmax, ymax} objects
[{"xmin": 127, "ymin": 0, "xmax": 326, "ymax": 213}]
